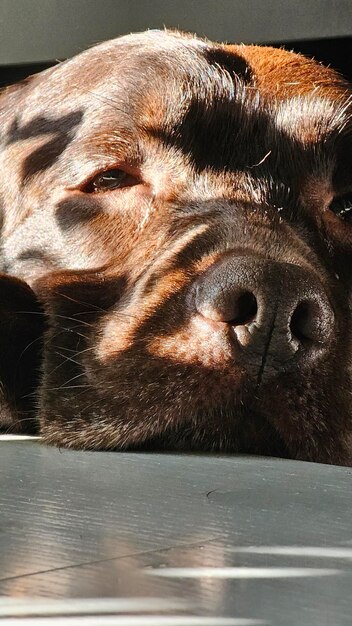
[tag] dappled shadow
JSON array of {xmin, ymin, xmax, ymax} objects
[
  {"xmin": 6, "ymin": 110, "xmax": 84, "ymax": 182},
  {"xmin": 55, "ymin": 196, "xmax": 103, "ymax": 231}
]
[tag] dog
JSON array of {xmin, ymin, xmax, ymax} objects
[{"xmin": 0, "ymin": 30, "xmax": 351, "ymax": 464}]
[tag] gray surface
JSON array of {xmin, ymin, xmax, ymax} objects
[
  {"xmin": 0, "ymin": 0, "xmax": 351, "ymax": 65},
  {"xmin": 1, "ymin": 439, "xmax": 352, "ymax": 624}
]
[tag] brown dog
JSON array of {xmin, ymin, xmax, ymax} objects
[{"xmin": 0, "ymin": 30, "xmax": 351, "ymax": 464}]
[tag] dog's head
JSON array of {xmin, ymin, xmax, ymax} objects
[{"xmin": 0, "ymin": 30, "xmax": 351, "ymax": 463}]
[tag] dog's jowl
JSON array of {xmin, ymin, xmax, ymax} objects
[{"xmin": 0, "ymin": 31, "xmax": 351, "ymax": 464}]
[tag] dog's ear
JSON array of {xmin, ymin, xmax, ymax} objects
[
  {"xmin": 0, "ymin": 273, "xmax": 45, "ymax": 433},
  {"xmin": 223, "ymin": 44, "xmax": 349, "ymax": 98}
]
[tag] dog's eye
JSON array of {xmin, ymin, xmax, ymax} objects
[
  {"xmin": 329, "ymin": 193, "xmax": 352, "ymax": 223},
  {"xmin": 82, "ymin": 168, "xmax": 137, "ymax": 193}
]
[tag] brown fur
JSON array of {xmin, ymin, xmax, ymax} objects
[{"xmin": 0, "ymin": 30, "xmax": 351, "ymax": 464}]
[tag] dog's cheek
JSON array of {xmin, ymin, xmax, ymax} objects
[
  {"xmin": 0, "ymin": 274, "xmax": 45, "ymax": 432},
  {"xmin": 53, "ymin": 190, "xmax": 154, "ymax": 271},
  {"xmin": 34, "ymin": 270, "xmax": 130, "ymax": 447}
]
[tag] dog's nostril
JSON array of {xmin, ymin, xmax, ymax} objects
[
  {"xmin": 290, "ymin": 300, "xmax": 324, "ymax": 345},
  {"xmin": 229, "ymin": 291, "xmax": 258, "ymax": 326},
  {"xmin": 196, "ymin": 283, "xmax": 258, "ymax": 325}
]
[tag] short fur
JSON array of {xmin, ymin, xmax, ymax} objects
[{"xmin": 0, "ymin": 30, "xmax": 351, "ymax": 464}]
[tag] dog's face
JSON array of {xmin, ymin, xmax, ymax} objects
[{"xmin": 0, "ymin": 31, "xmax": 351, "ymax": 463}]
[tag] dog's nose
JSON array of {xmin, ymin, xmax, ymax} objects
[{"xmin": 194, "ymin": 255, "xmax": 334, "ymax": 373}]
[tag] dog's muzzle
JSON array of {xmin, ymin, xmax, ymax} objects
[{"xmin": 193, "ymin": 254, "xmax": 335, "ymax": 380}]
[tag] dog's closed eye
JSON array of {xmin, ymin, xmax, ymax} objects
[{"xmin": 81, "ymin": 167, "xmax": 140, "ymax": 193}]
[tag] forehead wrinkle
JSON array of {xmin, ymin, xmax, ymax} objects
[
  {"xmin": 79, "ymin": 129, "xmax": 140, "ymax": 161},
  {"xmin": 52, "ymin": 124, "xmax": 142, "ymax": 186}
]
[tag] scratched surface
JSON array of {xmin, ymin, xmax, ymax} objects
[{"xmin": 0, "ymin": 439, "xmax": 352, "ymax": 625}]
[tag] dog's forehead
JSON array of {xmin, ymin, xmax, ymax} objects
[
  {"xmin": 35, "ymin": 34, "xmax": 349, "ymax": 135},
  {"xmin": 19, "ymin": 30, "xmax": 347, "ymax": 110},
  {"xmin": 23, "ymin": 31, "xmax": 216, "ymax": 107},
  {"xmin": 2, "ymin": 30, "xmax": 350, "ymax": 186}
]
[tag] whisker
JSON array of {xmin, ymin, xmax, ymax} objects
[
  {"xmin": 20, "ymin": 390, "xmax": 39, "ymax": 399},
  {"xmin": 17, "ymin": 310, "xmax": 94, "ymax": 328},
  {"xmin": 47, "ymin": 346, "xmax": 95, "ymax": 376},
  {"xmin": 56, "ymin": 291, "xmax": 108, "ymax": 313},
  {"xmin": 85, "ymin": 90, "xmax": 133, "ymax": 119},
  {"xmin": 82, "ymin": 396, "xmax": 107, "ymax": 413},
  {"xmin": 54, "ymin": 372, "xmax": 86, "ymax": 389},
  {"xmin": 17, "ymin": 334, "xmax": 43, "ymax": 362},
  {"xmin": 47, "ymin": 384, "xmax": 92, "ymax": 391}
]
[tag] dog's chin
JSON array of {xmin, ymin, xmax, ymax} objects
[
  {"xmin": 107, "ymin": 407, "xmax": 290, "ymax": 459},
  {"xmin": 40, "ymin": 392, "xmax": 290, "ymax": 458}
]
